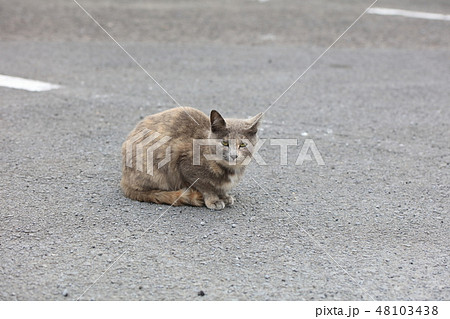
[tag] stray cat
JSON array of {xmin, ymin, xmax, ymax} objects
[{"xmin": 121, "ymin": 107, "xmax": 262, "ymax": 210}]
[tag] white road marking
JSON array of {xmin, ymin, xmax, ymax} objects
[
  {"xmin": 368, "ymin": 7, "xmax": 450, "ymax": 21},
  {"xmin": 259, "ymin": 33, "xmax": 276, "ymax": 41},
  {"xmin": 0, "ymin": 74, "xmax": 61, "ymax": 92}
]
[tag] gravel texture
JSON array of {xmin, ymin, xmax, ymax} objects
[{"xmin": 0, "ymin": 0, "xmax": 449, "ymax": 300}]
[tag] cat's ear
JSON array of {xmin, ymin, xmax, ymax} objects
[
  {"xmin": 210, "ymin": 110, "xmax": 227, "ymax": 133},
  {"xmin": 246, "ymin": 112, "xmax": 263, "ymax": 135}
]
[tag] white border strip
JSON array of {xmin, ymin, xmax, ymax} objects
[
  {"xmin": 0, "ymin": 74, "xmax": 61, "ymax": 92},
  {"xmin": 2, "ymin": 301, "xmax": 450, "ymax": 318},
  {"xmin": 368, "ymin": 7, "xmax": 450, "ymax": 21}
]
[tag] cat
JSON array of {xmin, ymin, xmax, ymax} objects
[{"xmin": 120, "ymin": 107, "xmax": 262, "ymax": 210}]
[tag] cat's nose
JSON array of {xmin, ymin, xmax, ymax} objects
[{"xmin": 230, "ymin": 154, "xmax": 238, "ymax": 160}]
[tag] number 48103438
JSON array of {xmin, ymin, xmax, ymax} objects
[{"xmin": 375, "ymin": 305, "xmax": 438, "ymax": 316}]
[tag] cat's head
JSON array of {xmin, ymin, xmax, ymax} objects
[{"xmin": 209, "ymin": 109, "xmax": 263, "ymax": 166}]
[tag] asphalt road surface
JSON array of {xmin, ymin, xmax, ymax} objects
[{"xmin": 1, "ymin": 0, "xmax": 449, "ymax": 300}]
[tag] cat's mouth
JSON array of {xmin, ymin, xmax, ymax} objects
[{"xmin": 222, "ymin": 156, "xmax": 244, "ymax": 166}]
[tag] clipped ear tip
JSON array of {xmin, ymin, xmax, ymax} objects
[
  {"xmin": 246, "ymin": 112, "xmax": 263, "ymax": 135},
  {"xmin": 248, "ymin": 112, "xmax": 263, "ymax": 124},
  {"xmin": 256, "ymin": 112, "xmax": 264, "ymax": 120}
]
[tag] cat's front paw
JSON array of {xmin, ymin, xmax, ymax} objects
[
  {"xmin": 222, "ymin": 195, "xmax": 234, "ymax": 206},
  {"xmin": 205, "ymin": 199, "xmax": 226, "ymax": 210}
]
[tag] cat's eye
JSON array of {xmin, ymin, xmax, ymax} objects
[
  {"xmin": 239, "ymin": 142, "xmax": 247, "ymax": 148},
  {"xmin": 221, "ymin": 141, "xmax": 229, "ymax": 146}
]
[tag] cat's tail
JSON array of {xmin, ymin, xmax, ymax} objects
[{"xmin": 121, "ymin": 184, "xmax": 204, "ymax": 207}]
